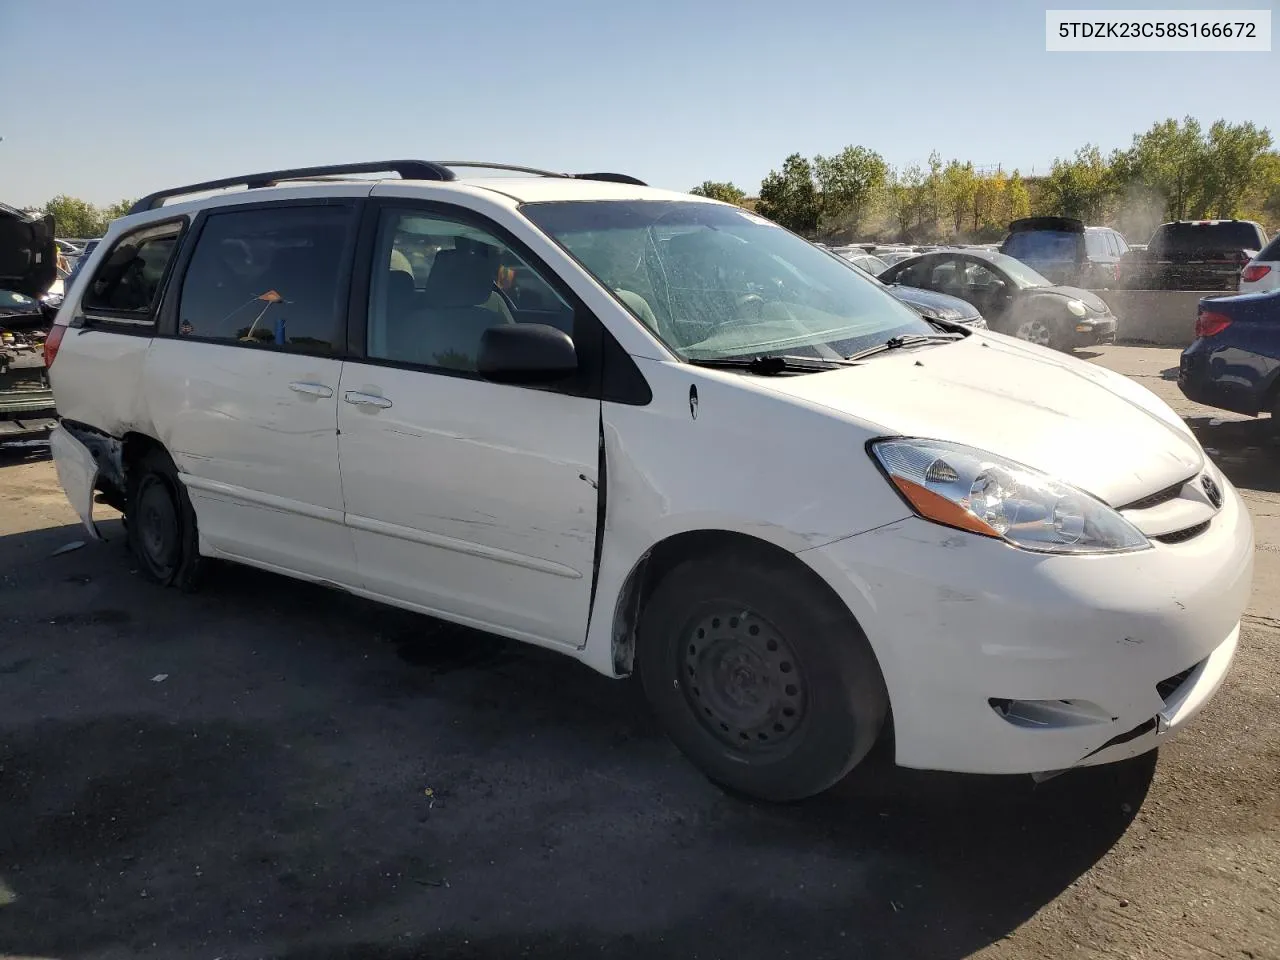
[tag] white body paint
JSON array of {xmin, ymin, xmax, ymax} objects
[{"xmin": 47, "ymin": 176, "xmax": 1254, "ymax": 776}]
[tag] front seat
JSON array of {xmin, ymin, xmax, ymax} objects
[{"xmin": 391, "ymin": 247, "xmax": 513, "ymax": 369}]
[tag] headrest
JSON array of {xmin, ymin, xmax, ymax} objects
[{"xmin": 423, "ymin": 247, "xmax": 498, "ymax": 308}]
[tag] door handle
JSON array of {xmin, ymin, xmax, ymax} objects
[
  {"xmin": 343, "ymin": 391, "xmax": 393, "ymax": 409},
  {"xmin": 289, "ymin": 381, "xmax": 334, "ymax": 398}
]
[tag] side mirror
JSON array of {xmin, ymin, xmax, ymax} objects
[{"xmin": 477, "ymin": 323, "xmax": 578, "ymax": 385}]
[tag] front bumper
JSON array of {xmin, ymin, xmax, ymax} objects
[
  {"xmin": 801, "ymin": 475, "xmax": 1253, "ymax": 775},
  {"xmin": 1073, "ymin": 314, "xmax": 1117, "ymax": 346}
]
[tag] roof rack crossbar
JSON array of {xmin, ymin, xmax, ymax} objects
[{"xmin": 128, "ymin": 160, "xmax": 457, "ymax": 214}]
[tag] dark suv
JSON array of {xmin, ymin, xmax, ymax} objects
[
  {"xmin": 1000, "ymin": 216, "xmax": 1129, "ymax": 288},
  {"xmin": 1122, "ymin": 220, "xmax": 1267, "ymax": 291}
]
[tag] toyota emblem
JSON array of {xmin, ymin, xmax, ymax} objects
[{"xmin": 1201, "ymin": 475, "xmax": 1223, "ymax": 509}]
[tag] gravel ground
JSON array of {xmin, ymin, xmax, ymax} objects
[{"xmin": 0, "ymin": 345, "xmax": 1276, "ymax": 960}]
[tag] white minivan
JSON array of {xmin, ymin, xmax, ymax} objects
[{"xmin": 47, "ymin": 161, "xmax": 1253, "ymax": 801}]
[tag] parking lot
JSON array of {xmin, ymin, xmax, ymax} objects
[{"xmin": 0, "ymin": 344, "xmax": 1277, "ymax": 960}]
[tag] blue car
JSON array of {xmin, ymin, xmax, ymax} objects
[{"xmin": 1179, "ymin": 288, "xmax": 1280, "ymax": 422}]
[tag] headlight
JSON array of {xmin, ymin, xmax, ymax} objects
[
  {"xmin": 871, "ymin": 439, "xmax": 1149, "ymax": 554},
  {"xmin": 1065, "ymin": 299, "xmax": 1087, "ymax": 318}
]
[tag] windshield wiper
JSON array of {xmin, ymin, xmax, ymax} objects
[
  {"xmin": 685, "ymin": 354, "xmax": 854, "ymax": 374},
  {"xmin": 846, "ymin": 333, "xmax": 962, "ymax": 362}
]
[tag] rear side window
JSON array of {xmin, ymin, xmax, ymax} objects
[
  {"xmin": 1002, "ymin": 230, "xmax": 1081, "ymax": 262},
  {"xmin": 1150, "ymin": 222, "xmax": 1267, "ymax": 256},
  {"xmin": 176, "ymin": 205, "xmax": 355, "ymax": 353},
  {"xmin": 82, "ymin": 222, "xmax": 183, "ymax": 319}
]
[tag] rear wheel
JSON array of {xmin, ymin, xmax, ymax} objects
[
  {"xmin": 126, "ymin": 448, "xmax": 205, "ymax": 590},
  {"xmin": 637, "ymin": 551, "xmax": 888, "ymax": 801}
]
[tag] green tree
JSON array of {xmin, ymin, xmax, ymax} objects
[
  {"xmin": 100, "ymin": 199, "xmax": 136, "ymax": 226},
  {"xmin": 1038, "ymin": 145, "xmax": 1112, "ymax": 222},
  {"xmin": 1004, "ymin": 170, "xmax": 1032, "ymax": 224},
  {"xmin": 887, "ymin": 164, "xmax": 927, "ymax": 239},
  {"xmin": 1127, "ymin": 117, "xmax": 1205, "ymax": 220},
  {"xmin": 813, "ymin": 145, "xmax": 888, "ymax": 235},
  {"xmin": 756, "ymin": 153, "xmax": 819, "ymax": 235},
  {"xmin": 1197, "ymin": 120, "xmax": 1272, "ymax": 218},
  {"xmin": 40, "ymin": 195, "xmax": 139, "ymax": 238},
  {"xmin": 924, "ymin": 151, "xmax": 944, "ymax": 230},
  {"xmin": 42, "ymin": 195, "xmax": 102, "ymax": 237},
  {"xmin": 689, "ymin": 181, "xmax": 747, "ymax": 205},
  {"xmin": 940, "ymin": 160, "xmax": 977, "ymax": 235}
]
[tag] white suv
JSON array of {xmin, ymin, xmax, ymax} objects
[{"xmin": 47, "ymin": 160, "xmax": 1253, "ymax": 801}]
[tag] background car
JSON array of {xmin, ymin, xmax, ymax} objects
[
  {"xmin": 828, "ymin": 247, "xmax": 987, "ymax": 329},
  {"xmin": 1122, "ymin": 219, "xmax": 1267, "ymax": 291},
  {"xmin": 1178, "ymin": 288, "xmax": 1280, "ymax": 426},
  {"xmin": 1239, "ymin": 233, "xmax": 1280, "ymax": 294},
  {"xmin": 999, "ymin": 216, "xmax": 1128, "ymax": 288},
  {"xmin": 879, "ymin": 249, "xmax": 1115, "ymax": 350}
]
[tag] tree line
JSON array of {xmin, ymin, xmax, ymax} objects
[
  {"xmin": 691, "ymin": 117, "xmax": 1280, "ymax": 244},
  {"xmin": 38, "ymin": 196, "xmax": 137, "ymax": 238}
]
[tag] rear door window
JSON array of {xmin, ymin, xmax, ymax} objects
[
  {"xmin": 1084, "ymin": 232, "xmax": 1107, "ymax": 259},
  {"xmin": 1150, "ymin": 222, "xmax": 1267, "ymax": 257},
  {"xmin": 1002, "ymin": 230, "xmax": 1081, "ymax": 262},
  {"xmin": 176, "ymin": 204, "xmax": 356, "ymax": 353},
  {"xmin": 82, "ymin": 221, "xmax": 184, "ymax": 322}
]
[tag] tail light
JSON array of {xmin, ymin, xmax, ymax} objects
[
  {"xmin": 1241, "ymin": 264, "xmax": 1272, "ymax": 284},
  {"xmin": 1195, "ymin": 311, "xmax": 1232, "ymax": 338},
  {"xmin": 43, "ymin": 324, "xmax": 66, "ymax": 368}
]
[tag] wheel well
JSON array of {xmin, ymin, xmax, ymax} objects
[
  {"xmin": 608, "ymin": 530, "xmax": 839, "ymax": 676},
  {"xmin": 113, "ymin": 432, "xmax": 170, "ymax": 504}
]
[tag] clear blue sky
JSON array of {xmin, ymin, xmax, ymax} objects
[{"xmin": 2, "ymin": 0, "xmax": 1275, "ymax": 206}]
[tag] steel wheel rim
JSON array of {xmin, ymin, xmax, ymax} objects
[
  {"xmin": 137, "ymin": 477, "xmax": 179, "ymax": 578},
  {"xmin": 682, "ymin": 608, "xmax": 807, "ymax": 751},
  {"xmin": 1015, "ymin": 318, "xmax": 1051, "ymax": 346}
]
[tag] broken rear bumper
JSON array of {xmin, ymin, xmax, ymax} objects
[{"xmin": 49, "ymin": 422, "xmax": 102, "ymax": 540}]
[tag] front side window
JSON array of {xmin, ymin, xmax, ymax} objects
[
  {"xmin": 176, "ymin": 205, "xmax": 354, "ymax": 353},
  {"xmin": 82, "ymin": 222, "xmax": 182, "ymax": 317},
  {"xmin": 522, "ymin": 200, "xmax": 931, "ymax": 362},
  {"xmin": 367, "ymin": 209, "xmax": 574, "ymax": 372}
]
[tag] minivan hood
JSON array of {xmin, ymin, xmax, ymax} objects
[{"xmin": 763, "ymin": 333, "xmax": 1202, "ymax": 507}]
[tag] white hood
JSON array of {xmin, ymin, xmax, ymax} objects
[{"xmin": 764, "ymin": 333, "xmax": 1203, "ymax": 507}]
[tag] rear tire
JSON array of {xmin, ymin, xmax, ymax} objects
[
  {"xmin": 126, "ymin": 448, "xmax": 205, "ymax": 591},
  {"xmin": 637, "ymin": 551, "xmax": 888, "ymax": 802}
]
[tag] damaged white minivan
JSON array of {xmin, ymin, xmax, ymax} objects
[{"xmin": 48, "ymin": 161, "xmax": 1253, "ymax": 801}]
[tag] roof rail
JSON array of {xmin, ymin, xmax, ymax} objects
[
  {"xmin": 127, "ymin": 160, "xmax": 457, "ymax": 214},
  {"xmin": 438, "ymin": 162, "xmax": 647, "ymax": 186},
  {"xmin": 127, "ymin": 159, "xmax": 649, "ymax": 215}
]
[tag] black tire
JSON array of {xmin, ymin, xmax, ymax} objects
[
  {"xmin": 126, "ymin": 448, "xmax": 205, "ymax": 591},
  {"xmin": 637, "ymin": 551, "xmax": 888, "ymax": 802}
]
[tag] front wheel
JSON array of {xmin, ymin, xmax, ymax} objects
[
  {"xmin": 1012, "ymin": 314, "xmax": 1066, "ymax": 350},
  {"xmin": 637, "ymin": 551, "xmax": 888, "ymax": 801}
]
